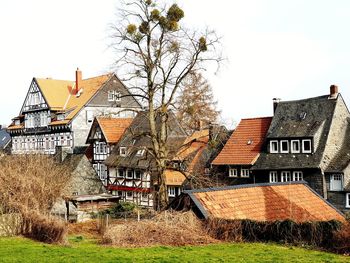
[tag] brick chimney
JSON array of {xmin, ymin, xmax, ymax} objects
[
  {"xmin": 75, "ymin": 68, "xmax": 82, "ymax": 94},
  {"xmin": 329, "ymin": 84, "xmax": 338, "ymax": 99},
  {"xmin": 272, "ymin": 98, "xmax": 281, "ymax": 114}
]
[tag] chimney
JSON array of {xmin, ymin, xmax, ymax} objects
[
  {"xmin": 329, "ymin": 84, "xmax": 338, "ymax": 99},
  {"xmin": 272, "ymin": 98, "xmax": 281, "ymax": 114},
  {"xmin": 75, "ymin": 68, "xmax": 82, "ymax": 94}
]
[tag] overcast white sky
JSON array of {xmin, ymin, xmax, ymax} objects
[{"xmin": 1, "ymin": 0, "xmax": 350, "ymax": 127}]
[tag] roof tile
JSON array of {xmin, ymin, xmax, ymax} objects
[{"xmin": 212, "ymin": 117, "xmax": 272, "ymax": 165}]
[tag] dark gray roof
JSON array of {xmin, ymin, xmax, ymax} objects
[
  {"xmin": 105, "ymin": 111, "xmax": 187, "ymax": 169},
  {"xmin": 325, "ymin": 119, "xmax": 350, "ymax": 173},
  {"xmin": 253, "ymin": 95, "xmax": 337, "ymax": 170},
  {"xmin": 0, "ymin": 129, "xmax": 11, "ymax": 150}
]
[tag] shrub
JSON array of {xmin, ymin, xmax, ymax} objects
[{"xmin": 206, "ymin": 218, "xmax": 342, "ymax": 247}]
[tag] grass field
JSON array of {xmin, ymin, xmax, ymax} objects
[{"xmin": 0, "ymin": 236, "xmax": 348, "ymax": 263}]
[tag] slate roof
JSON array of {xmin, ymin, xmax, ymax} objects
[
  {"xmin": 104, "ymin": 111, "xmax": 187, "ymax": 169},
  {"xmin": 253, "ymin": 95, "xmax": 337, "ymax": 170},
  {"xmin": 185, "ymin": 182, "xmax": 345, "ymax": 222},
  {"xmin": 96, "ymin": 117, "xmax": 133, "ymax": 144},
  {"xmin": 0, "ymin": 129, "xmax": 11, "ymax": 149},
  {"xmin": 212, "ymin": 117, "xmax": 272, "ymax": 165}
]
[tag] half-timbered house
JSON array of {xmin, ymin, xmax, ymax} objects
[
  {"xmin": 252, "ymin": 86, "xmax": 350, "ymax": 212},
  {"xmin": 86, "ymin": 117, "xmax": 133, "ymax": 185},
  {"xmin": 8, "ymin": 69, "xmax": 141, "ymax": 154},
  {"xmin": 104, "ymin": 111, "xmax": 187, "ymax": 207}
]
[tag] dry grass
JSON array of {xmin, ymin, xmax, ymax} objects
[
  {"xmin": 101, "ymin": 211, "xmax": 218, "ymax": 247},
  {"xmin": 68, "ymin": 220, "xmax": 101, "ymax": 239},
  {"xmin": 0, "ymin": 155, "xmax": 72, "ymax": 243}
]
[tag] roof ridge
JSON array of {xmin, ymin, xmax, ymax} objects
[
  {"xmin": 278, "ymin": 94, "xmax": 330, "ymax": 104},
  {"xmin": 241, "ymin": 116, "xmax": 273, "ymax": 121},
  {"xmin": 184, "ymin": 181, "xmax": 307, "ymax": 194}
]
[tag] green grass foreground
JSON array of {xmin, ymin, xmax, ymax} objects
[{"xmin": 0, "ymin": 237, "xmax": 348, "ymax": 263}]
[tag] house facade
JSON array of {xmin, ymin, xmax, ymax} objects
[
  {"xmin": 104, "ymin": 111, "xmax": 188, "ymax": 207},
  {"xmin": 8, "ymin": 69, "xmax": 141, "ymax": 154},
  {"xmin": 86, "ymin": 117, "xmax": 133, "ymax": 185},
  {"xmin": 252, "ymin": 86, "xmax": 350, "ymax": 212},
  {"xmin": 211, "ymin": 117, "xmax": 272, "ymax": 185}
]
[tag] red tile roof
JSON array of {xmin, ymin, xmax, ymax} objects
[
  {"xmin": 189, "ymin": 183, "xmax": 345, "ymax": 223},
  {"xmin": 97, "ymin": 117, "xmax": 133, "ymax": 143},
  {"xmin": 212, "ymin": 117, "xmax": 272, "ymax": 165}
]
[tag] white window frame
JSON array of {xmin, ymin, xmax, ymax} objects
[
  {"xmin": 330, "ymin": 174, "xmax": 343, "ymax": 191},
  {"xmin": 241, "ymin": 169, "xmax": 250, "ymax": 177},
  {"xmin": 291, "ymin": 140, "xmax": 300, "ymax": 153},
  {"xmin": 108, "ymin": 90, "xmax": 114, "ymax": 101},
  {"xmin": 168, "ymin": 187, "xmax": 176, "ymax": 197},
  {"xmin": 119, "ymin": 147, "xmax": 127, "ymax": 156},
  {"xmin": 126, "ymin": 170, "xmax": 133, "ymax": 179},
  {"xmin": 269, "ymin": 171, "xmax": 278, "ymax": 183},
  {"xmin": 134, "ymin": 170, "xmax": 142, "ymax": 180},
  {"xmin": 270, "ymin": 140, "xmax": 279, "ymax": 153},
  {"xmin": 281, "ymin": 171, "xmax": 291, "ymax": 182},
  {"xmin": 229, "ymin": 168, "xmax": 238, "ymax": 177},
  {"xmin": 126, "ymin": 191, "xmax": 133, "ymax": 200},
  {"xmin": 280, "ymin": 140, "xmax": 289, "ymax": 153},
  {"xmin": 136, "ymin": 149, "xmax": 145, "ymax": 156},
  {"xmin": 346, "ymin": 193, "xmax": 350, "ymax": 208},
  {"xmin": 292, "ymin": 171, "xmax": 303, "ymax": 181},
  {"xmin": 302, "ymin": 139, "xmax": 312, "ymax": 153}
]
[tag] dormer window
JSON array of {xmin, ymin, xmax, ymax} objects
[
  {"xmin": 119, "ymin": 146, "xmax": 127, "ymax": 156},
  {"xmin": 136, "ymin": 149, "xmax": 145, "ymax": 156},
  {"xmin": 291, "ymin": 140, "xmax": 300, "ymax": 153},
  {"xmin": 57, "ymin": 114, "xmax": 65, "ymax": 121},
  {"xmin": 270, "ymin": 140, "xmax": 278, "ymax": 153},
  {"xmin": 280, "ymin": 140, "xmax": 289, "ymax": 153},
  {"xmin": 14, "ymin": 120, "xmax": 20, "ymax": 126},
  {"xmin": 302, "ymin": 139, "xmax": 312, "ymax": 153}
]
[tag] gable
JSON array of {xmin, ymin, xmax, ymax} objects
[
  {"xmin": 20, "ymin": 79, "xmax": 49, "ymax": 113},
  {"xmin": 87, "ymin": 74, "xmax": 141, "ymax": 109}
]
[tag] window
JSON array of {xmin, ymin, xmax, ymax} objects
[
  {"xmin": 269, "ymin": 171, "xmax": 278, "ymax": 183},
  {"xmin": 126, "ymin": 170, "xmax": 133, "ymax": 179},
  {"xmin": 270, "ymin": 140, "xmax": 279, "ymax": 153},
  {"xmin": 346, "ymin": 193, "xmax": 350, "ymax": 208},
  {"xmin": 134, "ymin": 170, "xmax": 141, "ymax": 180},
  {"xmin": 136, "ymin": 149, "xmax": 145, "ymax": 156},
  {"xmin": 15, "ymin": 119, "xmax": 20, "ymax": 126},
  {"xmin": 330, "ymin": 174, "xmax": 343, "ymax": 191},
  {"xmin": 168, "ymin": 187, "xmax": 176, "ymax": 197},
  {"xmin": 293, "ymin": 171, "xmax": 303, "ymax": 181},
  {"xmin": 281, "ymin": 171, "xmax": 291, "ymax": 182},
  {"xmin": 241, "ymin": 169, "xmax": 250, "ymax": 177},
  {"xmin": 57, "ymin": 114, "xmax": 65, "ymax": 121},
  {"xmin": 108, "ymin": 90, "xmax": 121, "ymax": 102},
  {"xmin": 229, "ymin": 168, "xmax": 238, "ymax": 177},
  {"xmin": 119, "ymin": 147, "xmax": 127, "ymax": 156},
  {"xmin": 302, "ymin": 139, "xmax": 312, "ymax": 153},
  {"xmin": 280, "ymin": 140, "xmax": 289, "ymax": 153},
  {"xmin": 117, "ymin": 169, "xmax": 125, "ymax": 178},
  {"xmin": 291, "ymin": 140, "xmax": 300, "ymax": 153},
  {"xmin": 86, "ymin": 110, "xmax": 93, "ymax": 124},
  {"xmin": 126, "ymin": 191, "xmax": 133, "ymax": 199}
]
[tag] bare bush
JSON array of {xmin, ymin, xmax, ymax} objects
[
  {"xmin": 0, "ymin": 155, "xmax": 71, "ymax": 243},
  {"xmin": 102, "ymin": 211, "xmax": 218, "ymax": 247}
]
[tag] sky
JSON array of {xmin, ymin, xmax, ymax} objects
[{"xmin": 1, "ymin": 0, "xmax": 350, "ymax": 128}]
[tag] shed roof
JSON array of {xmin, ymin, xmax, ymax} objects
[
  {"xmin": 185, "ymin": 182, "xmax": 344, "ymax": 222},
  {"xmin": 212, "ymin": 117, "xmax": 272, "ymax": 165}
]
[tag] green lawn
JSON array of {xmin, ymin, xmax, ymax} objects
[{"xmin": 0, "ymin": 236, "xmax": 348, "ymax": 263}]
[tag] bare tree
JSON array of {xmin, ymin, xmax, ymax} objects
[
  {"xmin": 111, "ymin": 0, "xmax": 222, "ymax": 209},
  {"xmin": 176, "ymin": 72, "xmax": 220, "ymax": 133}
]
